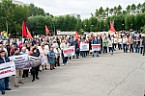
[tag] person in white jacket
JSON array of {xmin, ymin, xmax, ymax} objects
[
  {"xmin": 108, "ymin": 37, "xmax": 113, "ymax": 55},
  {"xmin": 53, "ymin": 45, "xmax": 61, "ymax": 66},
  {"xmin": 60, "ymin": 40, "xmax": 69, "ymax": 64},
  {"xmin": 39, "ymin": 42, "xmax": 48, "ymax": 70}
]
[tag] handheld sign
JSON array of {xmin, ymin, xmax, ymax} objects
[
  {"xmin": 0, "ymin": 62, "xmax": 16, "ymax": 79},
  {"xmin": 92, "ymin": 44, "xmax": 101, "ymax": 51},
  {"xmin": 80, "ymin": 44, "xmax": 89, "ymax": 51},
  {"xmin": 63, "ymin": 46, "xmax": 75, "ymax": 57}
]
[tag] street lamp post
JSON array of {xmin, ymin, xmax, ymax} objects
[{"xmin": 6, "ymin": 20, "xmax": 8, "ymax": 33}]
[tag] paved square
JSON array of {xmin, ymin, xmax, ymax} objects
[{"xmin": 6, "ymin": 51, "xmax": 145, "ymax": 96}]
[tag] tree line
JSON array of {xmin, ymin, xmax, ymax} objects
[{"xmin": 0, "ymin": 0, "xmax": 145, "ymax": 37}]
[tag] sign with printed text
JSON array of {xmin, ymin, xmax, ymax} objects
[
  {"xmin": 10, "ymin": 55, "xmax": 30, "ymax": 69},
  {"xmin": 80, "ymin": 44, "xmax": 89, "ymax": 51},
  {"xmin": 63, "ymin": 46, "xmax": 75, "ymax": 57},
  {"xmin": 29, "ymin": 56, "xmax": 41, "ymax": 67},
  {"xmin": 91, "ymin": 44, "xmax": 101, "ymax": 51},
  {"xmin": 0, "ymin": 62, "xmax": 16, "ymax": 79}
]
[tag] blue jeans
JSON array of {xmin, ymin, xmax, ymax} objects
[
  {"xmin": 81, "ymin": 51, "xmax": 86, "ymax": 58},
  {"xmin": 123, "ymin": 44, "xmax": 128, "ymax": 53},
  {"xmin": 75, "ymin": 49, "xmax": 79, "ymax": 59},
  {"xmin": 109, "ymin": 47, "xmax": 114, "ymax": 53},
  {"xmin": 0, "ymin": 77, "xmax": 9, "ymax": 93},
  {"xmin": 135, "ymin": 44, "xmax": 140, "ymax": 53},
  {"xmin": 92, "ymin": 51, "xmax": 99, "ymax": 57}
]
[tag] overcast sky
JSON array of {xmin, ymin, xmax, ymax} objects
[{"xmin": 18, "ymin": 0, "xmax": 144, "ymax": 19}]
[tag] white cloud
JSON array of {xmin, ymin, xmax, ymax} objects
[{"xmin": 18, "ymin": 0, "xmax": 145, "ymax": 19}]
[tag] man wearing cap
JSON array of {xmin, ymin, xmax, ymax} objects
[{"xmin": 0, "ymin": 50, "xmax": 12, "ymax": 95}]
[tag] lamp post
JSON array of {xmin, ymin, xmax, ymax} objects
[
  {"xmin": 104, "ymin": 25, "xmax": 106, "ymax": 31},
  {"xmin": 91, "ymin": 25, "xmax": 94, "ymax": 32},
  {"xmin": 122, "ymin": 24, "xmax": 124, "ymax": 31}
]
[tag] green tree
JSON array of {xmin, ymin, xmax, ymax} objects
[
  {"xmin": 75, "ymin": 18, "xmax": 82, "ymax": 33},
  {"xmin": 117, "ymin": 5, "xmax": 122, "ymax": 14},
  {"xmin": 82, "ymin": 19, "xmax": 90, "ymax": 32},
  {"xmin": 125, "ymin": 14, "xmax": 135, "ymax": 30},
  {"xmin": 131, "ymin": 4, "xmax": 136, "ymax": 14},
  {"xmin": 105, "ymin": 7, "xmax": 109, "ymax": 17},
  {"xmin": 89, "ymin": 17, "xmax": 98, "ymax": 32},
  {"xmin": 137, "ymin": 3, "xmax": 142, "ymax": 13},
  {"xmin": 126, "ymin": 5, "xmax": 131, "ymax": 14}
]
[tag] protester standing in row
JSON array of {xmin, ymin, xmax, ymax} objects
[
  {"xmin": 54, "ymin": 45, "xmax": 61, "ymax": 67},
  {"xmin": 0, "ymin": 50, "xmax": 11, "ymax": 95},
  {"xmin": 60, "ymin": 40, "xmax": 69, "ymax": 64},
  {"xmin": 48, "ymin": 46, "xmax": 55, "ymax": 70},
  {"xmin": 30, "ymin": 48, "xmax": 40, "ymax": 82},
  {"xmin": 14, "ymin": 48, "xmax": 24, "ymax": 87},
  {"xmin": 39, "ymin": 42, "xmax": 48, "ymax": 70}
]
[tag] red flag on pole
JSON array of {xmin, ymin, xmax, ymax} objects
[
  {"xmin": 74, "ymin": 32, "xmax": 79, "ymax": 39},
  {"xmin": 26, "ymin": 28, "xmax": 32, "ymax": 39},
  {"xmin": 110, "ymin": 22, "xmax": 116, "ymax": 34},
  {"xmin": 22, "ymin": 21, "xmax": 27, "ymax": 37},
  {"xmin": 45, "ymin": 25, "xmax": 50, "ymax": 35}
]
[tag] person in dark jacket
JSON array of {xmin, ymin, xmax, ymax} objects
[
  {"xmin": 142, "ymin": 36, "xmax": 145, "ymax": 56},
  {"xmin": 30, "ymin": 48, "xmax": 40, "ymax": 82},
  {"xmin": 0, "ymin": 50, "xmax": 11, "ymax": 95}
]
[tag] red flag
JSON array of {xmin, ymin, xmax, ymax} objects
[
  {"xmin": 22, "ymin": 21, "xmax": 27, "ymax": 37},
  {"xmin": 45, "ymin": 25, "xmax": 50, "ymax": 35},
  {"xmin": 26, "ymin": 28, "xmax": 32, "ymax": 39},
  {"xmin": 74, "ymin": 32, "xmax": 79, "ymax": 39},
  {"xmin": 110, "ymin": 22, "xmax": 116, "ymax": 34}
]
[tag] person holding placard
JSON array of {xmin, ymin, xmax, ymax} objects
[
  {"xmin": 0, "ymin": 50, "xmax": 11, "ymax": 95},
  {"xmin": 30, "ymin": 48, "xmax": 40, "ymax": 82},
  {"xmin": 91, "ymin": 37, "xmax": 100, "ymax": 57},
  {"xmin": 14, "ymin": 48, "xmax": 24, "ymax": 87},
  {"xmin": 60, "ymin": 40, "xmax": 69, "ymax": 64}
]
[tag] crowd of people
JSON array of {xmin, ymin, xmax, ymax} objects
[{"xmin": 0, "ymin": 31, "xmax": 145, "ymax": 95}]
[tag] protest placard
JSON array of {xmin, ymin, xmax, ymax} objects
[
  {"xmin": 29, "ymin": 56, "xmax": 41, "ymax": 67},
  {"xmin": 63, "ymin": 46, "xmax": 75, "ymax": 57},
  {"xmin": 91, "ymin": 44, "xmax": 101, "ymax": 51},
  {"xmin": 80, "ymin": 44, "xmax": 89, "ymax": 51},
  {"xmin": 10, "ymin": 55, "xmax": 30, "ymax": 69},
  {"xmin": 0, "ymin": 62, "xmax": 16, "ymax": 79}
]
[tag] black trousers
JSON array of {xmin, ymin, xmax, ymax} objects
[
  {"xmin": 55, "ymin": 56, "xmax": 60, "ymax": 67},
  {"xmin": 22, "ymin": 70, "xmax": 29, "ymax": 78},
  {"xmin": 31, "ymin": 67, "xmax": 39, "ymax": 80},
  {"xmin": 103, "ymin": 47, "xmax": 107, "ymax": 53}
]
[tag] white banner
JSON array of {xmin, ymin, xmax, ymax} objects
[
  {"xmin": 10, "ymin": 55, "xmax": 30, "ymax": 69},
  {"xmin": 29, "ymin": 56, "xmax": 41, "ymax": 67},
  {"xmin": 63, "ymin": 46, "xmax": 75, "ymax": 57},
  {"xmin": 80, "ymin": 44, "xmax": 89, "ymax": 51},
  {"xmin": 0, "ymin": 62, "xmax": 16, "ymax": 79},
  {"xmin": 92, "ymin": 44, "xmax": 101, "ymax": 51}
]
